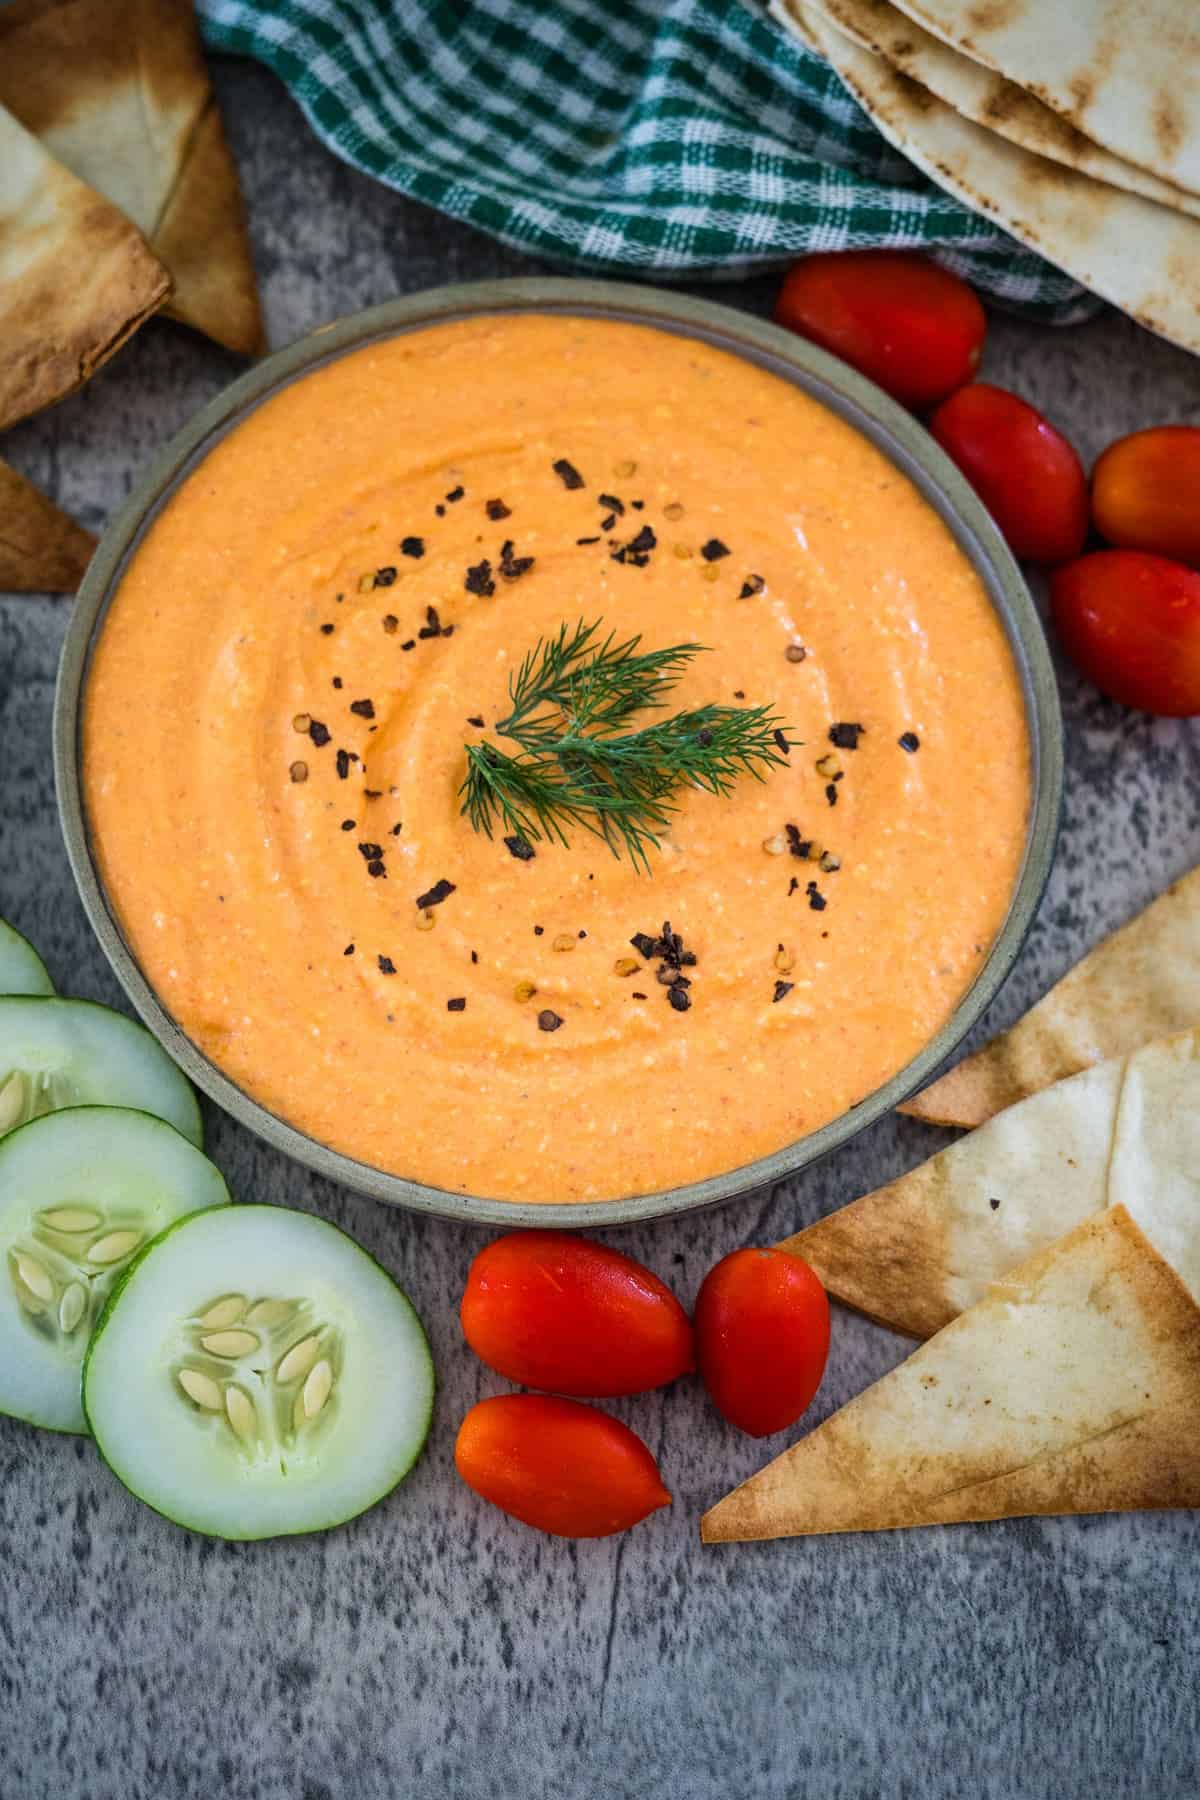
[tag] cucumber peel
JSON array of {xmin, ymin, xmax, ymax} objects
[
  {"xmin": 84, "ymin": 1205, "xmax": 435, "ymax": 1539},
  {"xmin": 0, "ymin": 919, "xmax": 53, "ymax": 997}
]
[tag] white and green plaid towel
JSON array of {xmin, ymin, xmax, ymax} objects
[{"xmin": 198, "ymin": 0, "xmax": 1100, "ymax": 323}]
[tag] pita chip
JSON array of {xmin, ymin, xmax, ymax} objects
[
  {"xmin": 800, "ymin": 0, "xmax": 1200, "ymax": 219},
  {"xmin": 0, "ymin": 104, "xmax": 170, "ymax": 431},
  {"xmin": 788, "ymin": 4, "xmax": 1200, "ymax": 356},
  {"xmin": 703, "ymin": 1206, "xmax": 1200, "ymax": 1541},
  {"xmin": 904, "ymin": 866, "xmax": 1200, "ymax": 1127},
  {"xmin": 0, "ymin": 459, "xmax": 96, "ymax": 592},
  {"xmin": 0, "ymin": 0, "xmax": 264, "ymax": 357}
]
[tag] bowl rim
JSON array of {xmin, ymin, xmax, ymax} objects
[{"xmin": 54, "ymin": 275, "xmax": 1063, "ymax": 1229}]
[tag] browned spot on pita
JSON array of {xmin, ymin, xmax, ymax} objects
[
  {"xmin": 0, "ymin": 458, "xmax": 95, "ymax": 592},
  {"xmin": 1155, "ymin": 91, "xmax": 1185, "ymax": 162},
  {"xmin": 0, "ymin": 0, "xmax": 263, "ymax": 357},
  {"xmin": 964, "ymin": 0, "xmax": 1020, "ymax": 32}
]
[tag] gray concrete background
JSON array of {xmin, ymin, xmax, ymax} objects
[{"xmin": 2, "ymin": 57, "xmax": 1200, "ymax": 1800}]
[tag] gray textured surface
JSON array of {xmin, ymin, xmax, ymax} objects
[{"xmin": 3, "ymin": 57, "xmax": 1200, "ymax": 1800}]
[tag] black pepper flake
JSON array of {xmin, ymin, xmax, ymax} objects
[
  {"xmin": 600, "ymin": 513, "xmax": 617, "ymax": 533},
  {"xmin": 701, "ymin": 538, "xmax": 730, "ymax": 562},
  {"xmin": 698, "ymin": 728, "xmax": 713, "ymax": 748},
  {"xmin": 533, "ymin": 925, "xmax": 544, "ymax": 936},
  {"xmin": 499, "ymin": 540, "xmax": 535, "ymax": 582},
  {"xmin": 445, "ymin": 485, "xmax": 465, "ymax": 503},
  {"xmin": 576, "ymin": 536, "xmax": 601, "ymax": 546},
  {"xmin": 332, "ymin": 676, "xmax": 343, "ymax": 688},
  {"xmin": 825, "ymin": 784, "xmax": 838, "ymax": 808},
  {"xmin": 415, "ymin": 878, "xmax": 456, "ymax": 910},
  {"xmin": 367, "ymin": 861, "xmax": 386, "ymax": 879},
  {"xmin": 631, "ymin": 499, "xmax": 644, "ymax": 511},
  {"xmin": 350, "ymin": 698, "xmax": 376, "ymax": 719},
  {"xmin": 989, "ymin": 1197, "xmax": 1001, "ymax": 1211},
  {"xmin": 631, "ymin": 991, "xmax": 647, "ymax": 1000},
  {"xmin": 806, "ymin": 881, "xmax": 827, "ymax": 912},
  {"xmin": 391, "ymin": 822, "xmax": 402, "ymax": 836},
  {"xmin": 320, "ymin": 622, "xmax": 335, "ymax": 636},
  {"xmin": 400, "ymin": 536, "xmax": 425, "ymax": 559},
  {"xmin": 611, "ymin": 524, "xmax": 657, "ymax": 567},
  {"xmin": 465, "ymin": 559, "xmax": 495, "ymax": 598},
  {"xmin": 739, "ymin": 574, "xmax": 765, "ymax": 598},
  {"xmin": 341, "ymin": 819, "xmax": 355, "ymax": 831},
  {"xmin": 418, "ymin": 605, "xmax": 442, "ymax": 640},
  {"xmin": 899, "ymin": 731, "xmax": 920, "ymax": 753},
  {"xmin": 773, "ymin": 728, "xmax": 790, "ymax": 756},
  {"xmin": 471, "ymin": 950, "xmax": 479, "ymax": 964},
  {"xmin": 447, "ymin": 996, "xmax": 467, "ymax": 1012},
  {"xmin": 597, "ymin": 493, "xmax": 624, "ymax": 517},
  {"xmin": 668, "ymin": 985, "xmax": 691, "ymax": 1013},
  {"xmin": 343, "ymin": 944, "xmax": 355, "ymax": 958},
  {"xmin": 357, "ymin": 842, "xmax": 383, "ymax": 860},
  {"xmin": 382, "ymin": 614, "xmax": 399, "ymax": 635},
  {"xmin": 364, "ymin": 789, "xmax": 382, "ymax": 800},
  {"xmin": 552, "ymin": 458, "xmax": 585, "ymax": 490},
  {"xmin": 435, "ymin": 504, "xmax": 446, "ymax": 517},
  {"xmin": 773, "ymin": 980, "xmax": 794, "ymax": 1003},
  {"xmin": 504, "ymin": 835, "xmax": 536, "ymax": 862},
  {"xmin": 378, "ymin": 955, "xmax": 396, "ymax": 975},
  {"xmin": 308, "ymin": 719, "xmax": 331, "ymax": 747},
  {"xmin": 401, "ymin": 639, "xmax": 416, "ymax": 651},
  {"xmin": 538, "ymin": 1009, "xmax": 563, "ymax": 1032},
  {"xmin": 733, "ymin": 689, "xmax": 745, "ymax": 699},
  {"xmin": 785, "ymin": 824, "xmax": 811, "ymax": 860},
  {"xmin": 467, "ymin": 714, "xmax": 485, "ymax": 728},
  {"xmin": 374, "ymin": 567, "xmax": 397, "ymax": 589},
  {"xmin": 829, "ymin": 722, "xmax": 864, "ymax": 751},
  {"xmin": 485, "ymin": 499, "xmax": 511, "ymax": 521},
  {"xmin": 787, "ymin": 876, "xmax": 800, "ymax": 895},
  {"xmin": 336, "ymin": 748, "xmax": 352, "ymax": 780},
  {"xmin": 630, "ymin": 931, "xmax": 658, "ymax": 960}
]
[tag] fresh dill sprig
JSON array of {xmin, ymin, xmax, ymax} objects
[{"xmin": 461, "ymin": 620, "xmax": 793, "ymax": 873}]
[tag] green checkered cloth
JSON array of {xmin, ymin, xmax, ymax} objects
[{"xmin": 198, "ymin": 0, "xmax": 1100, "ymax": 323}]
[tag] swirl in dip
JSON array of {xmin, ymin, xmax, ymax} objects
[{"xmin": 83, "ymin": 314, "xmax": 1029, "ymax": 1203}]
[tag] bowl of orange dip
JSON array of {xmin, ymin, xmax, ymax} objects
[{"xmin": 56, "ymin": 279, "xmax": 1060, "ymax": 1227}]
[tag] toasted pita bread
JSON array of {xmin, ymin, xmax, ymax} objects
[
  {"xmin": 904, "ymin": 866, "xmax": 1200, "ymax": 1127},
  {"xmin": 782, "ymin": 1030, "xmax": 1200, "ymax": 1338},
  {"xmin": 0, "ymin": 104, "xmax": 170, "ymax": 431},
  {"xmin": 797, "ymin": 0, "xmax": 1200, "ymax": 219},
  {"xmin": 886, "ymin": 0, "xmax": 1200, "ymax": 198},
  {"xmin": 0, "ymin": 0, "xmax": 264, "ymax": 357},
  {"xmin": 703, "ymin": 1206, "xmax": 1200, "ymax": 1540},
  {"xmin": 0, "ymin": 460, "xmax": 95, "ymax": 592},
  {"xmin": 787, "ymin": 5, "xmax": 1200, "ymax": 356}
]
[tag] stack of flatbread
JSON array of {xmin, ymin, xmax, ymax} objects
[
  {"xmin": 0, "ymin": 0, "xmax": 264, "ymax": 594},
  {"xmin": 704, "ymin": 865, "xmax": 1200, "ymax": 1540},
  {"xmin": 770, "ymin": 0, "xmax": 1200, "ymax": 357}
]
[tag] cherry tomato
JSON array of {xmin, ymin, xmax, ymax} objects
[
  {"xmin": 1051, "ymin": 550, "xmax": 1200, "ymax": 716},
  {"xmin": 773, "ymin": 251, "xmax": 986, "ymax": 410},
  {"xmin": 694, "ymin": 1248, "xmax": 830, "ymax": 1438},
  {"xmin": 460, "ymin": 1231, "xmax": 693, "ymax": 1397},
  {"xmin": 455, "ymin": 1394, "xmax": 671, "ymax": 1538},
  {"xmin": 929, "ymin": 383, "xmax": 1088, "ymax": 565},
  {"xmin": 1092, "ymin": 426, "xmax": 1200, "ymax": 565}
]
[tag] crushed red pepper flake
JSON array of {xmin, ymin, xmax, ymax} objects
[
  {"xmin": 552, "ymin": 458, "xmax": 584, "ymax": 490},
  {"xmin": 485, "ymin": 498, "xmax": 511, "ymax": 521},
  {"xmin": 465, "ymin": 559, "xmax": 495, "ymax": 597},
  {"xmin": 416, "ymin": 878, "xmax": 456, "ymax": 909},
  {"xmin": 350, "ymin": 699, "xmax": 375, "ymax": 719},
  {"xmin": 829, "ymin": 722, "xmax": 864, "ymax": 750},
  {"xmin": 701, "ymin": 538, "xmax": 730, "ymax": 562}
]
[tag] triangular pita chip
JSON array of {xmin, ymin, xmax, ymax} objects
[
  {"xmin": 882, "ymin": 0, "xmax": 1200, "ymax": 197},
  {"xmin": 781, "ymin": 1030, "xmax": 1200, "ymax": 1337},
  {"xmin": 797, "ymin": 0, "xmax": 1200, "ymax": 218},
  {"xmin": 0, "ymin": 459, "xmax": 96, "ymax": 593},
  {"xmin": 0, "ymin": 0, "xmax": 264, "ymax": 357},
  {"xmin": 703, "ymin": 1206, "xmax": 1200, "ymax": 1540},
  {"xmin": 0, "ymin": 103, "xmax": 170, "ymax": 430},
  {"xmin": 785, "ymin": 5, "xmax": 1200, "ymax": 356},
  {"xmin": 904, "ymin": 866, "xmax": 1200, "ymax": 1127}
]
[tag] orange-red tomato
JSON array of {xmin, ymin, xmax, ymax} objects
[
  {"xmin": 1092, "ymin": 426, "xmax": 1200, "ymax": 565},
  {"xmin": 929, "ymin": 383, "xmax": 1088, "ymax": 565},
  {"xmin": 1051, "ymin": 550, "xmax": 1200, "ymax": 716},
  {"xmin": 694, "ymin": 1248, "xmax": 830, "ymax": 1438},
  {"xmin": 455, "ymin": 1395, "xmax": 671, "ymax": 1538},
  {"xmin": 773, "ymin": 251, "xmax": 986, "ymax": 410},
  {"xmin": 460, "ymin": 1231, "xmax": 693, "ymax": 1397}
]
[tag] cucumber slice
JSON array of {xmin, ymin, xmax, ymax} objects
[
  {"xmin": 0, "ymin": 1107, "xmax": 230, "ymax": 1433},
  {"xmin": 84, "ymin": 1205, "xmax": 434, "ymax": 1539},
  {"xmin": 0, "ymin": 997, "xmax": 201, "ymax": 1146},
  {"xmin": 0, "ymin": 920, "xmax": 53, "ymax": 996}
]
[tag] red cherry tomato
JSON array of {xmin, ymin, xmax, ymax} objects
[
  {"xmin": 455, "ymin": 1395, "xmax": 671, "ymax": 1538},
  {"xmin": 929, "ymin": 383, "xmax": 1088, "ymax": 565},
  {"xmin": 773, "ymin": 251, "xmax": 986, "ymax": 410},
  {"xmin": 1092, "ymin": 426, "xmax": 1200, "ymax": 565},
  {"xmin": 460, "ymin": 1231, "xmax": 693, "ymax": 1397},
  {"xmin": 694, "ymin": 1248, "xmax": 830, "ymax": 1438},
  {"xmin": 1051, "ymin": 550, "xmax": 1200, "ymax": 716}
]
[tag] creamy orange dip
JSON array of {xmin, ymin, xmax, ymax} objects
[{"xmin": 84, "ymin": 314, "xmax": 1029, "ymax": 1203}]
